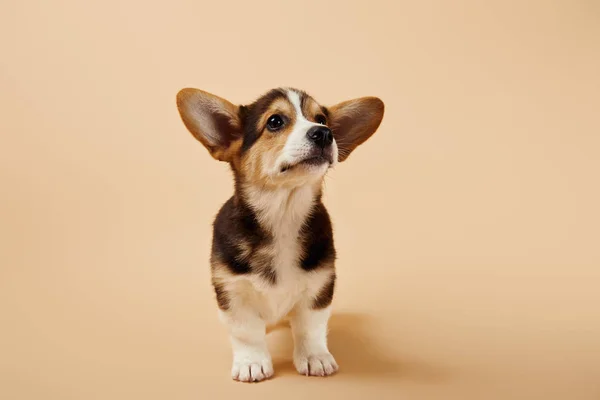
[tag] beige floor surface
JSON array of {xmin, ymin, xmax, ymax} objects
[{"xmin": 1, "ymin": 1, "xmax": 599, "ymax": 399}]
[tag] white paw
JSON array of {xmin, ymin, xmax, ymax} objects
[
  {"xmin": 231, "ymin": 357, "xmax": 274, "ymax": 382},
  {"xmin": 294, "ymin": 352, "xmax": 338, "ymax": 377}
]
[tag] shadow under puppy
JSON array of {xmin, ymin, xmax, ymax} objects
[{"xmin": 176, "ymin": 87, "xmax": 384, "ymax": 382}]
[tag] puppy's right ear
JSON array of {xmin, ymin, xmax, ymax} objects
[{"xmin": 176, "ymin": 88, "xmax": 243, "ymax": 162}]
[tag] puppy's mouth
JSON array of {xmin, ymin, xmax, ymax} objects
[{"xmin": 280, "ymin": 154, "xmax": 333, "ymax": 173}]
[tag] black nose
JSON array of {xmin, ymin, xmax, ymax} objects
[{"xmin": 306, "ymin": 126, "xmax": 333, "ymax": 148}]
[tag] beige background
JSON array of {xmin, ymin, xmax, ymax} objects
[{"xmin": 1, "ymin": 0, "xmax": 599, "ymax": 399}]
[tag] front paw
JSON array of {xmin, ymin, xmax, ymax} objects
[
  {"xmin": 294, "ymin": 352, "xmax": 338, "ymax": 377},
  {"xmin": 231, "ymin": 355, "xmax": 274, "ymax": 383}
]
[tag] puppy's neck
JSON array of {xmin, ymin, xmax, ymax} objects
[{"xmin": 238, "ymin": 180, "xmax": 322, "ymax": 236}]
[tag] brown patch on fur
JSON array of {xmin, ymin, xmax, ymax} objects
[
  {"xmin": 312, "ymin": 272, "xmax": 336, "ymax": 309},
  {"xmin": 235, "ymin": 238, "xmax": 253, "ymax": 260},
  {"xmin": 255, "ymin": 97, "xmax": 296, "ymax": 131},
  {"xmin": 240, "ymin": 96, "xmax": 299, "ymax": 188},
  {"xmin": 216, "ymin": 138, "xmax": 243, "ymax": 169},
  {"xmin": 301, "ymin": 95, "xmax": 326, "ymax": 123},
  {"xmin": 212, "ymin": 277, "xmax": 230, "ymax": 310},
  {"xmin": 249, "ymin": 244, "xmax": 277, "ymax": 285}
]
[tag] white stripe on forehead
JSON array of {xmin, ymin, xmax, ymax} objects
[
  {"xmin": 276, "ymin": 90, "xmax": 318, "ymax": 167},
  {"xmin": 286, "ymin": 90, "xmax": 310, "ymax": 123}
]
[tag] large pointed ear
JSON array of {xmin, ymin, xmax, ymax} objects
[
  {"xmin": 176, "ymin": 88, "xmax": 243, "ymax": 162},
  {"xmin": 328, "ymin": 97, "xmax": 384, "ymax": 162}
]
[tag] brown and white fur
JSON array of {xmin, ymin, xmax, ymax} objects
[{"xmin": 176, "ymin": 87, "xmax": 384, "ymax": 382}]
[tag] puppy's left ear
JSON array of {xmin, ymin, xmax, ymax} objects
[{"xmin": 328, "ymin": 97, "xmax": 384, "ymax": 162}]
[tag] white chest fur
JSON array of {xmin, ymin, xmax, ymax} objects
[{"xmin": 239, "ymin": 184, "xmax": 330, "ymax": 325}]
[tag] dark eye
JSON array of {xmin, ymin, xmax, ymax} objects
[
  {"xmin": 315, "ymin": 114, "xmax": 327, "ymax": 125},
  {"xmin": 266, "ymin": 114, "xmax": 285, "ymax": 131}
]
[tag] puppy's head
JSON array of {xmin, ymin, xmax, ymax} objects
[{"xmin": 176, "ymin": 88, "xmax": 384, "ymax": 187}]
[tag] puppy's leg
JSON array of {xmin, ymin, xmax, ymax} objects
[
  {"xmin": 219, "ymin": 307, "xmax": 273, "ymax": 382},
  {"xmin": 290, "ymin": 305, "xmax": 338, "ymax": 376}
]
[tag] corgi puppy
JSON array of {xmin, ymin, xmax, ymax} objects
[{"xmin": 176, "ymin": 87, "xmax": 384, "ymax": 382}]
